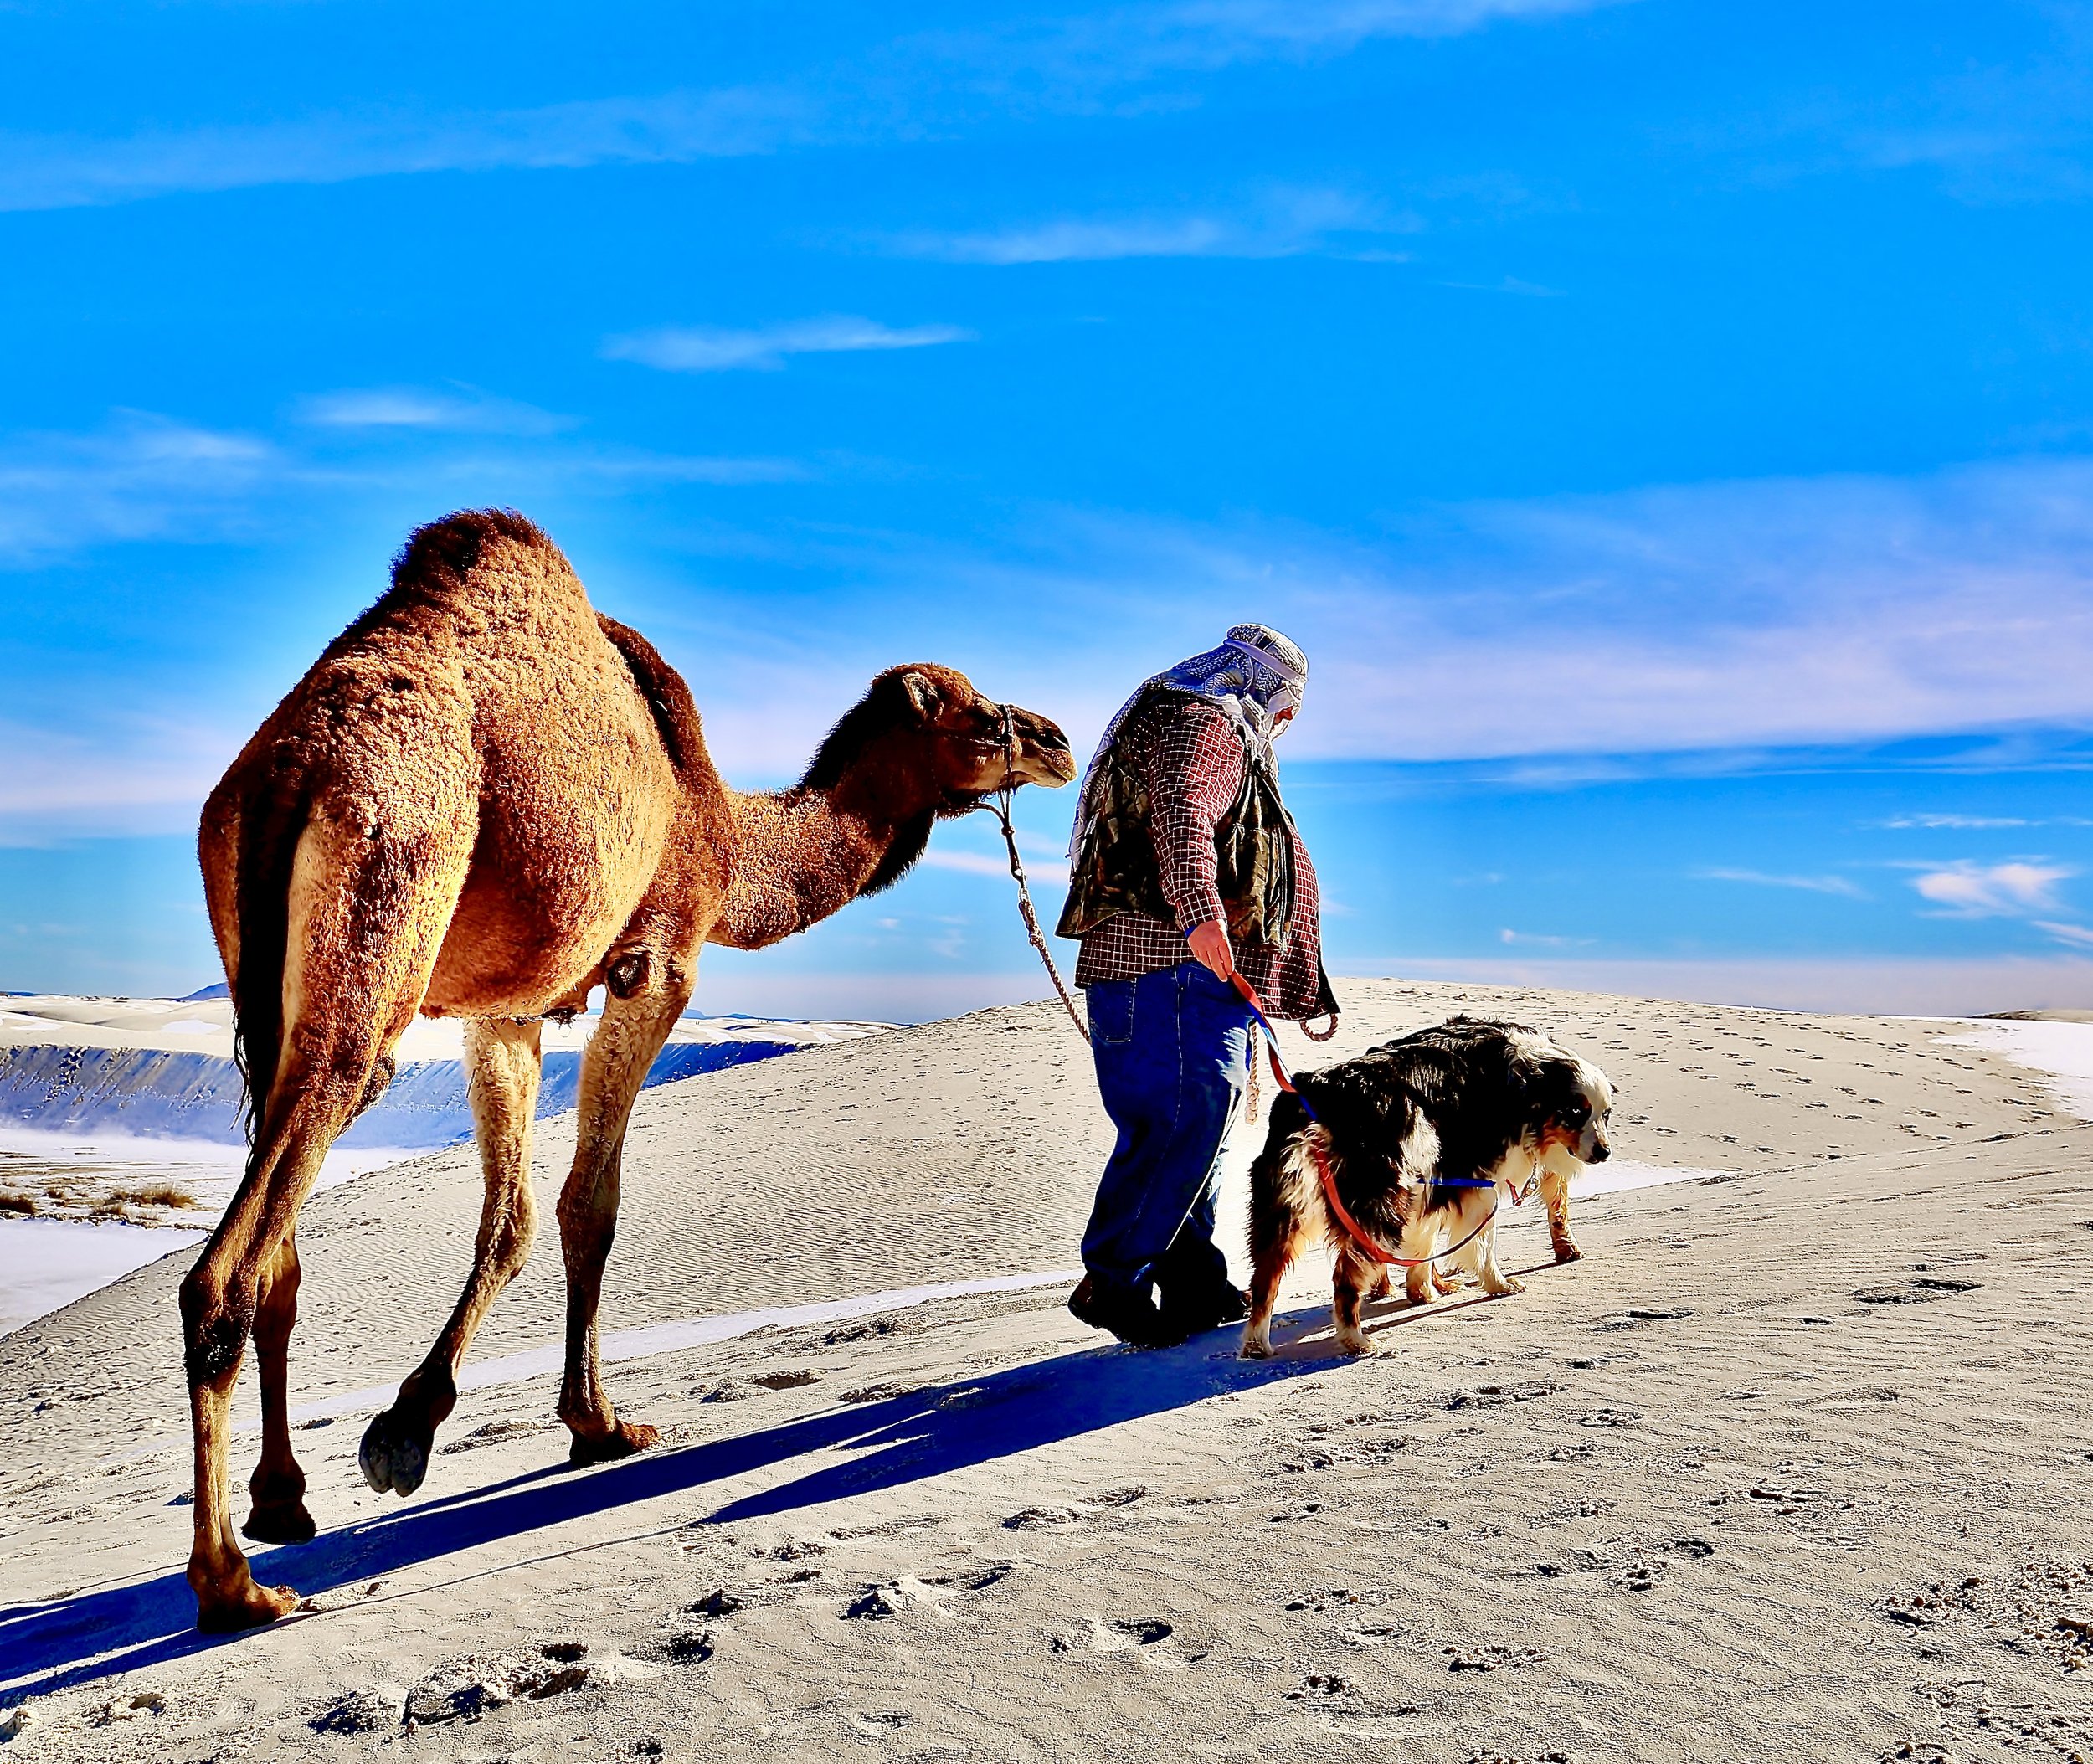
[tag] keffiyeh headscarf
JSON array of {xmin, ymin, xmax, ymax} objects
[{"xmin": 1068, "ymin": 624, "xmax": 1309, "ymax": 862}]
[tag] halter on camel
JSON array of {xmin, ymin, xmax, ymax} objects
[{"xmin": 979, "ymin": 702, "xmax": 1090, "ymax": 1042}]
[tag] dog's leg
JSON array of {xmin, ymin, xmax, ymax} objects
[
  {"xmin": 1475, "ymin": 1210, "xmax": 1525, "ymax": 1297},
  {"xmin": 1331, "ymin": 1247, "xmax": 1379, "ymax": 1355},
  {"xmin": 1540, "ymin": 1163, "xmax": 1582, "ymax": 1262},
  {"xmin": 1241, "ymin": 1160, "xmax": 1306, "ymax": 1360},
  {"xmin": 1366, "ymin": 1265, "xmax": 1393, "ymax": 1301},
  {"xmin": 1401, "ymin": 1215, "xmax": 1442, "ymax": 1305},
  {"xmin": 1432, "ymin": 1263, "xmax": 1461, "ymax": 1295}
]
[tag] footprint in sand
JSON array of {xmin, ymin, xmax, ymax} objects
[
  {"xmin": 437, "ymin": 1417, "xmax": 555, "ymax": 1453},
  {"xmin": 1445, "ymin": 1643, "xmax": 1547, "ymax": 1671},
  {"xmin": 1003, "ymin": 1504, "xmax": 1082, "ymax": 1530},
  {"xmin": 686, "ymin": 1588, "xmax": 743, "ymax": 1618},
  {"xmin": 1283, "ymin": 1672, "xmax": 1355, "ymax": 1700}
]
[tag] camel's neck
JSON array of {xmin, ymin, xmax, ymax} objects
[{"xmin": 713, "ymin": 783, "xmax": 937, "ymax": 950}]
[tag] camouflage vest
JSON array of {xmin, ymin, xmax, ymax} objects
[{"xmin": 1057, "ymin": 687, "xmax": 1298, "ymax": 947}]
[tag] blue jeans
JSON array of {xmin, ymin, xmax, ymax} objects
[{"xmin": 1080, "ymin": 962, "xmax": 1255, "ymax": 1299}]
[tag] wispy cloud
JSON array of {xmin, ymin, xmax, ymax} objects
[
  {"xmin": 0, "ymin": 408, "xmax": 801, "ymax": 567},
  {"xmin": 0, "ymin": 0, "xmax": 1615, "ymax": 213},
  {"xmin": 0, "ymin": 411, "xmax": 275, "ymax": 564},
  {"xmin": 296, "ymin": 385, "xmax": 570, "ymax": 436},
  {"xmin": 0, "ymin": 87, "xmax": 815, "ymax": 214},
  {"xmin": 892, "ymin": 186, "xmax": 1415, "ymax": 264},
  {"xmin": 1700, "ymin": 867, "xmax": 1866, "ymax": 898},
  {"xmin": 922, "ymin": 849, "xmax": 1072, "ymax": 885},
  {"xmin": 1499, "ymin": 927, "xmax": 1592, "ymax": 946},
  {"xmin": 1910, "ymin": 861, "xmax": 2072, "ymax": 918},
  {"xmin": 948, "ymin": 453, "xmax": 2093, "ymax": 764},
  {"xmin": 2034, "ymin": 919, "xmax": 2093, "ymax": 949},
  {"xmin": 604, "ymin": 317, "xmax": 975, "ymax": 373},
  {"xmin": 1880, "ymin": 814, "xmax": 2034, "ymax": 830},
  {"xmin": 963, "ymin": 0, "xmax": 1626, "ymax": 87},
  {"xmin": 0, "ymin": 712, "xmax": 241, "ymax": 842}
]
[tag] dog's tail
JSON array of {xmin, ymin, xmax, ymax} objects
[{"xmin": 1247, "ymin": 1089, "xmax": 1314, "ymax": 1246}]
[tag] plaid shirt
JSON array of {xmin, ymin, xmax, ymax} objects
[{"xmin": 1071, "ymin": 697, "xmax": 1327, "ymax": 1020}]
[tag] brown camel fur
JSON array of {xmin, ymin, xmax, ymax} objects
[{"xmin": 181, "ymin": 508, "xmax": 1074, "ymax": 1632}]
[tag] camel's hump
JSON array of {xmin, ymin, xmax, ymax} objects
[{"xmin": 389, "ymin": 507, "xmax": 582, "ymax": 603}]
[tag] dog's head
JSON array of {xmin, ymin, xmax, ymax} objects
[{"xmin": 1526, "ymin": 1047, "xmax": 1613, "ymax": 1168}]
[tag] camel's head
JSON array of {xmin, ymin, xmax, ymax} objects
[{"xmin": 807, "ymin": 663, "xmax": 1075, "ymax": 811}]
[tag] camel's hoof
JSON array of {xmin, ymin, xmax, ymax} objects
[
  {"xmin": 195, "ymin": 1576, "xmax": 300, "ymax": 1633},
  {"xmin": 568, "ymin": 1419, "xmax": 660, "ymax": 1467},
  {"xmin": 1552, "ymin": 1240, "xmax": 1585, "ymax": 1263},
  {"xmin": 242, "ymin": 1499, "xmax": 316, "ymax": 1545},
  {"xmin": 359, "ymin": 1409, "xmax": 433, "ymax": 1498}
]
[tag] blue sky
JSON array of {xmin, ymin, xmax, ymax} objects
[{"xmin": 5, "ymin": 0, "xmax": 2093, "ymax": 1017}]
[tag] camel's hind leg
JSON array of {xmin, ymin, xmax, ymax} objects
[
  {"xmin": 184, "ymin": 1025, "xmax": 415, "ymax": 1629},
  {"xmin": 557, "ymin": 950, "xmax": 693, "ymax": 1463},
  {"xmin": 362, "ymin": 1016, "xmax": 544, "ymax": 1497},
  {"xmin": 242, "ymin": 1232, "xmax": 312, "ymax": 1544},
  {"xmin": 183, "ymin": 812, "xmax": 469, "ymax": 1631}
]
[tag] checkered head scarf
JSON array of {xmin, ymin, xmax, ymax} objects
[{"xmin": 1068, "ymin": 623, "xmax": 1309, "ymax": 862}]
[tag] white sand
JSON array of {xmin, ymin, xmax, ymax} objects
[
  {"xmin": 0, "ymin": 995, "xmax": 885, "ymax": 1062},
  {"xmin": 0, "ymin": 1219, "xmax": 207, "ymax": 1340},
  {"xmin": 2, "ymin": 979, "xmax": 2089, "ymax": 1763},
  {"xmin": 1942, "ymin": 1018, "xmax": 2093, "ymax": 1121},
  {"xmin": 0, "ymin": 1135, "xmax": 408, "ymax": 1331}
]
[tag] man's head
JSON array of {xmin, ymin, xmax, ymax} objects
[{"xmin": 1221, "ymin": 623, "xmax": 1307, "ymax": 730}]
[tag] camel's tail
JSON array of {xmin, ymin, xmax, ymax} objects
[{"xmin": 205, "ymin": 773, "xmax": 311, "ymax": 1150}]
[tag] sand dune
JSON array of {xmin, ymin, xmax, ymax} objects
[{"xmin": 2, "ymin": 980, "xmax": 2090, "ymax": 1761}]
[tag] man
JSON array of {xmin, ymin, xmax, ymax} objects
[{"xmin": 1057, "ymin": 625, "xmax": 1338, "ymax": 1348}]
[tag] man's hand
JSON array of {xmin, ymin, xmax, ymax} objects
[{"xmin": 1187, "ymin": 918, "xmax": 1236, "ymax": 982}]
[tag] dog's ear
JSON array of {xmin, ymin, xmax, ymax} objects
[
  {"xmin": 1515, "ymin": 1052, "xmax": 1584, "ymax": 1130},
  {"xmin": 1503, "ymin": 1041, "xmax": 1556, "ymax": 1128}
]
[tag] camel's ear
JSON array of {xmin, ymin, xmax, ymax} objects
[{"xmin": 899, "ymin": 670, "xmax": 943, "ymax": 723}]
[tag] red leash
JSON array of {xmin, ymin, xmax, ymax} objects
[{"xmin": 1226, "ymin": 970, "xmax": 1510, "ymax": 1272}]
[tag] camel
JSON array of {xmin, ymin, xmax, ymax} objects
[{"xmin": 180, "ymin": 508, "xmax": 1074, "ymax": 1632}]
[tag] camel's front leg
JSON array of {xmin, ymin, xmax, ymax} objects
[
  {"xmin": 558, "ymin": 954, "xmax": 690, "ymax": 1464},
  {"xmin": 362, "ymin": 1017, "xmax": 544, "ymax": 1497}
]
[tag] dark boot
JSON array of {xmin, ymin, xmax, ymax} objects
[
  {"xmin": 1068, "ymin": 1276, "xmax": 1186, "ymax": 1350},
  {"xmin": 1154, "ymin": 1234, "xmax": 1249, "ymax": 1338}
]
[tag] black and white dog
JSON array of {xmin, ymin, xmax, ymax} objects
[{"xmin": 1239, "ymin": 1018, "xmax": 1613, "ymax": 1359}]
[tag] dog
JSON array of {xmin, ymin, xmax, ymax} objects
[{"xmin": 1239, "ymin": 1017, "xmax": 1612, "ymax": 1358}]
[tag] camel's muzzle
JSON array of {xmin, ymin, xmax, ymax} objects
[{"xmin": 998, "ymin": 705, "xmax": 1077, "ymax": 788}]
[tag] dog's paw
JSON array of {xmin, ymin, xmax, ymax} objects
[
  {"xmin": 1334, "ymin": 1329, "xmax": 1376, "ymax": 1356},
  {"xmin": 1484, "ymin": 1273, "xmax": 1526, "ymax": 1297},
  {"xmin": 1431, "ymin": 1268, "xmax": 1460, "ymax": 1296},
  {"xmin": 1238, "ymin": 1330, "xmax": 1274, "ymax": 1360}
]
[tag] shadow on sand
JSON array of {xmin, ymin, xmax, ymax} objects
[{"xmin": 1, "ymin": 1284, "xmax": 1517, "ymax": 1700}]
